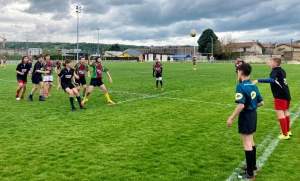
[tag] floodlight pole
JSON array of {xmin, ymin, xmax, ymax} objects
[{"xmin": 76, "ymin": 6, "xmax": 81, "ymax": 63}]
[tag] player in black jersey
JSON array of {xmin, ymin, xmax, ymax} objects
[
  {"xmin": 28, "ymin": 54, "xmax": 49, "ymax": 101},
  {"xmin": 253, "ymin": 57, "xmax": 291, "ymax": 140},
  {"xmin": 57, "ymin": 59, "xmax": 86, "ymax": 111},
  {"xmin": 15, "ymin": 56, "xmax": 31, "ymax": 100}
]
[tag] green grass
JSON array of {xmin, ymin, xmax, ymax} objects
[{"xmin": 0, "ymin": 62, "xmax": 299, "ymax": 181}]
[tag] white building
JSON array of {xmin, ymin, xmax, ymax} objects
[{"xmin": 27, "ymin": 48, "xmax": 42, "ymax": 55}]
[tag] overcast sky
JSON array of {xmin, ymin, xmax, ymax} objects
[{"xmin": 1, "ymin": 0, "xmax": 299, "ymax": 46}]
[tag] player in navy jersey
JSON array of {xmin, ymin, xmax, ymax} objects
[
  {"xmin": 15, "ymin": 56, "xmax": 31, "ymax": 100},
  {"xmin": 57, "ymin": 59, "xmax": 86, "ymax": 111},
  {"xmin": 252, "ymin": 57, "xmax": 291, "ymax": 140},
  {"xmin": 153, "ymin": 58, "xmax": 164, "ymax": 90},
  {"xmin": 227, "ymin": 63, "xmax": 264, "ymax": 180},
  {"xmin": 28, "ymin": 54, "xmax": 50, "ymax": 101}
]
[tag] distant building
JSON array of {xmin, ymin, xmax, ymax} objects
[
  {"xmin": 232, "ymin": 40, "xmax": 263, "ymax": 55},
  {"xmin": 102, "ymin": 51, "xmax": 123, "ymax": 57},
  {"xmin": 120, "ymin": 49, "xmax": 143, "ymax": 60},
  {"xmin": 28, "ymin": 48, "xmax": 42, "ymax": 55}
]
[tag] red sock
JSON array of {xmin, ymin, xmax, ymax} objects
[
  {"xmin": 286, "ymin": 116, "xmax": 290, "ymax": 132},
  {"xmin": 279, "ymin": 118, "xmax": 288, "ymax": 136},
  {"xmin": 16, "ymin": 89, "xmax": 20, "ymax": 96}
]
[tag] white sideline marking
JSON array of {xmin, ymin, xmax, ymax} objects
[
  {"xmin": 115, "ymin": 90, "xmax": 180, "ymax": 105},
  {"xmin": 225, "ymin": 101, "xmax": 300, "ymax": 181},
  {"xmin": 110, "ymin": 90, "xmax": 152, "ymax": 97},
  {"xmin": 159, "ymin": 97, "xmax": 277, "ymax": 113}
]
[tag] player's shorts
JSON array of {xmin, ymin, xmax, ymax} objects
[
  {"xmin": 274, "ymin": 98, "xmax": 290, "ymax": 111},
  {"xmin": 43, "ymin": 75, "xmax": 53, "ymax": 82},
  {"xmin": 238, "ymin": 109, "xmax": 257, "ymax": 134},
  {"xmin": 75, "ymin": 76, "xmax": 87, "ymax": 86},
  {"xmin": 62, "ymin": 83, "xmax": 75, "ymax": 91},
  {"xmin": 90, "ymin": 78, "xmax": 104, "ymax": 87},
  {"xmin": 32, "ymin": 75, "xmax": 43, "ymax": 84},
  {"xmin": 155, "ymin": 73, "xmax": 162, "ymax": 81},
  {"xmin": 17, "ymin": 79, "xmax": 27, "ymax": 85},
  {"xmin": 2, "ymin": 61, "xmax": 6, "ymax": 64},
  {"xmin": 193, "ymin": 62, "xmax": 196, "ymax": 65}
]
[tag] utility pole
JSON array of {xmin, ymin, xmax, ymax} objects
[
  {"xmin": 76, "ymin": 5, "xmax": 81, "ymax": 63},
  {"xmin": 26, "ymin": 35, "xmax": 28, "ymax": 56},
  {"xmin": 97, "ymin": 28, "xmax": 99, "ymax": 55},
  {"xmin": 211, "ymin": 37, "xmax": 213, "ymax": 57}
]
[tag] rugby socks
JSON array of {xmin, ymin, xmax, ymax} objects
[
  {"xmin": 156, "ymin": 80, "xmax": 159, "ymax": 88},
  {"xmin": 70, "ymin": 97, "xmax": 75, "ymax": 108},
  {"xmin": 76, "ymin": 96, "xmax": 82, "ymax": 106},
  {"xmin": 104, "ymin": 93, "xmax": 112, "ymax": 102},
  {"xmin": 245, "ymin": 150, "xmax": 254, "ymax": 176},
  {"xmin": 39, "ymin": 95, "xmax": 43, "ymax": 99},
  {"xmin": 286, "ymin": 116, "xmax": 290, "ymax": 132},
  {"xmin": 252, "ymin": 146, "xmax": 257, "ymax": 170},
  {"xmin": 160, "ymin": 81, "xmax": 163, "ymax": 88},
  {"xmin": 279, "ymin": 118, "xmax": 288, "ymax": 136},
  {"xmin": 16, "ymin": 89, "xmax": 20, "ymax": 97},
  {"xmin": 29, "ymin": 94, "xmax": 33, "ymax": 98}
]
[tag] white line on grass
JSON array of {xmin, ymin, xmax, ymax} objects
[
  {"xmin": 115, "ymin": 90, "xmax": 180, "ymax": 105},
  {"xmin": 225, "ymin": 101, "xmax": 300, "ymax": 181},
  {"xmin": 158, "ymin": 97, "xmax": 277, "ymax": 113}
]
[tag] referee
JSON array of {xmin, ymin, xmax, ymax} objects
[{"xmin": 226, "ymin": 63, "xmax": 264, "ymax": 179}]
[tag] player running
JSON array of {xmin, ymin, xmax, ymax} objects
[
  {"xmin": 43, "ymin": 54, "xmax": 54, "ymax": 97},
  {"xmin": 15, "ymin": 56, "xmax": 31, "ymax": 100},
  {"xmin": 81, "ymin": 55, "xmax": 115, "ymax": 105},
  {"xmin": 28, "ymin": 54, "xmax": 50, "ymax": 101},
  {"xmin": 74, "ymin": 56, "xmax": 90, "ymax": 100},
  {"xmin": 153, "ymin": 58, "xmax": 164, "ymax": 90},
  {"xmin": 57, "ymin": 59, "xmax": 86, "ymax": 111}
]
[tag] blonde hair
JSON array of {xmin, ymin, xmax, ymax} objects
[{"xmin": 271, "ymin": 57, "xmax": 281, "ymax": 66}]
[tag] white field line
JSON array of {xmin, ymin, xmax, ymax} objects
[
  {"xmin": 114, "ymin": 90, "xmax": 180, "ymax": 105},
  {"xmin": 225, "ymin": 101, "xmax": 300, "ymax": 181},
  {"xmin": 109, "ymin": 90, "xmax": 152, "ymax": 97},
  {"xmin": 158, "ymin": 97, "xmax": 279, "ymax": 113}
]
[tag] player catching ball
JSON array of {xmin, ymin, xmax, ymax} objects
[
  {"xmin": 15, "ymin": 56, "xmax": 31, "ymax": 100},
  {"xmin": 227, "ymin": 63, "xmax": 264, "ymax": 180},
  {"xmin": 57, "ymin": 59, "xmax": 86, "ymax": 111},
  {"xmin": 153, "ymin": 58, "xmax": 164, "ymax": 90},
  {"xmin": 81, "ymin": 55, "xmax": 115, "ymax": 105}
]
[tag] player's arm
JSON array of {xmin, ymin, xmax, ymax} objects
[
  {"xmin": 88, "ymin": 55, "xmax": 92, "ymax": 66},
  {"xmin": 226, "ymin": 103, "xmax": 245, "ymax": 127},
  {"xmin": 252, "ymin": 78, "xmax": 275, "ymax": 84},
  {"xmin": 105, "ymin": 70, "xmax": 113, "ymax": 83},
  {"xmin": 73, "ymin": 71, "xmax": 79, "ymax": 80},
  {"xmin": 152, "ymin": 66, "xmax": 155, "ymax": 77},
  {"xmin": 36, "ymin": 64, "xmax": 49, "ymax": 74},
  {"xmin": 73, "ymin": 63, "xmax": 79, "ymax": 77},
  {"xmin": 57, "ymin": 76, "xmax": 61, "ymax": 89}
]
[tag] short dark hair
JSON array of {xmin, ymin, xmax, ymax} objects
[
  {"xmin": 80, "ymin": 56, "xmax": 85, "ymax": 60},
  {"xmin": 237, "ymin": 63, "xmax": 252, "ymax": 76},
  {"xmin": 38, "ymin": 54, "xmax": 44, "ymax": 58},
  {"xmin": 45, "ymin": 54, "xmax": 50, "ymax": 57}
]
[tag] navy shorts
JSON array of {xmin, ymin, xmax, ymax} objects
[
  {"xmin": 238, "ymin": 109, "xmax": 257, "ymax": 134},
  {"xmin": 75, "ymin": 76, "xmax": 87, "ymax": 86},
  {"xmin": 32, "ymin": 75, "xmax": 42, "ymax": 84},
  {"xmin": 62, "ymin": 83, "xmax": 75, "ymax": 91}
]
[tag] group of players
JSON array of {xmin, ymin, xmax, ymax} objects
[
  {"xmin": 227, "ymin": 57, "xmax": 291, "ymax": 179},
  {"xmin": 15, "ymin": 54, "xmax": 164, "ymax": 111},
  {"xmin": 15, "ymin": 54, "xmax": 116, "ymax": 111}
]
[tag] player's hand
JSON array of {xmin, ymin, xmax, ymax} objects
[
  {"xmin": 20, "ymin": 72, "xmax": 24, "ymax": 75},
  {"xmin": 57, "ymin": 85, "xmax": 61, "ymax": 90},
  {"xmin": 109, "ymin": 78, "xmax": 113, "ymax": 83},
  {"xmin": 226, "ymin": 118, "xmax": 233, "ymax": 127},
  {"xmin": 75, "ymin": 82, "xmax": 79, "ymax": 86},
  {"xmin": 252, "ymin": 80, "xmax": 258, "ymax": 84},
  {"xmin": 75, "ymin": 75, "xmax": 79, "ymax": 79},
  {"xmin": 88, "ymin": 55, "xmax": 91, "ymax": 59},
  {"xmin": 45, "ymin": 70, "xmax": 50, "ymax": 74}
]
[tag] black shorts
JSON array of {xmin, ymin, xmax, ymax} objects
[
  {"xmin": 62, "ymin": 83, "xmax": 75, "ymax": 91},
  {"xmin": 193, "ymin": 62, "xmax": 196, "ymax": 65},
  {"xmin": 155, "ymin": 73, "xmax": 162, "ymax": 78},
  {"xmin": 75, "ymin": 76, "xmax": 87, "ymax": 86},
  {"xmin": 238, "ymin": 109, "xmax": 257, "ymax": 134},
  {"xmin": 17, "ymin": 76, "xmax": 27, "ymax": 83},
  {"xmin": 32, "ymin": 75, "xmax": 42, "ymax": 84},
  {"xmin": 90, "ymin": 78, "xmax": 103, "ymax": 87}
]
